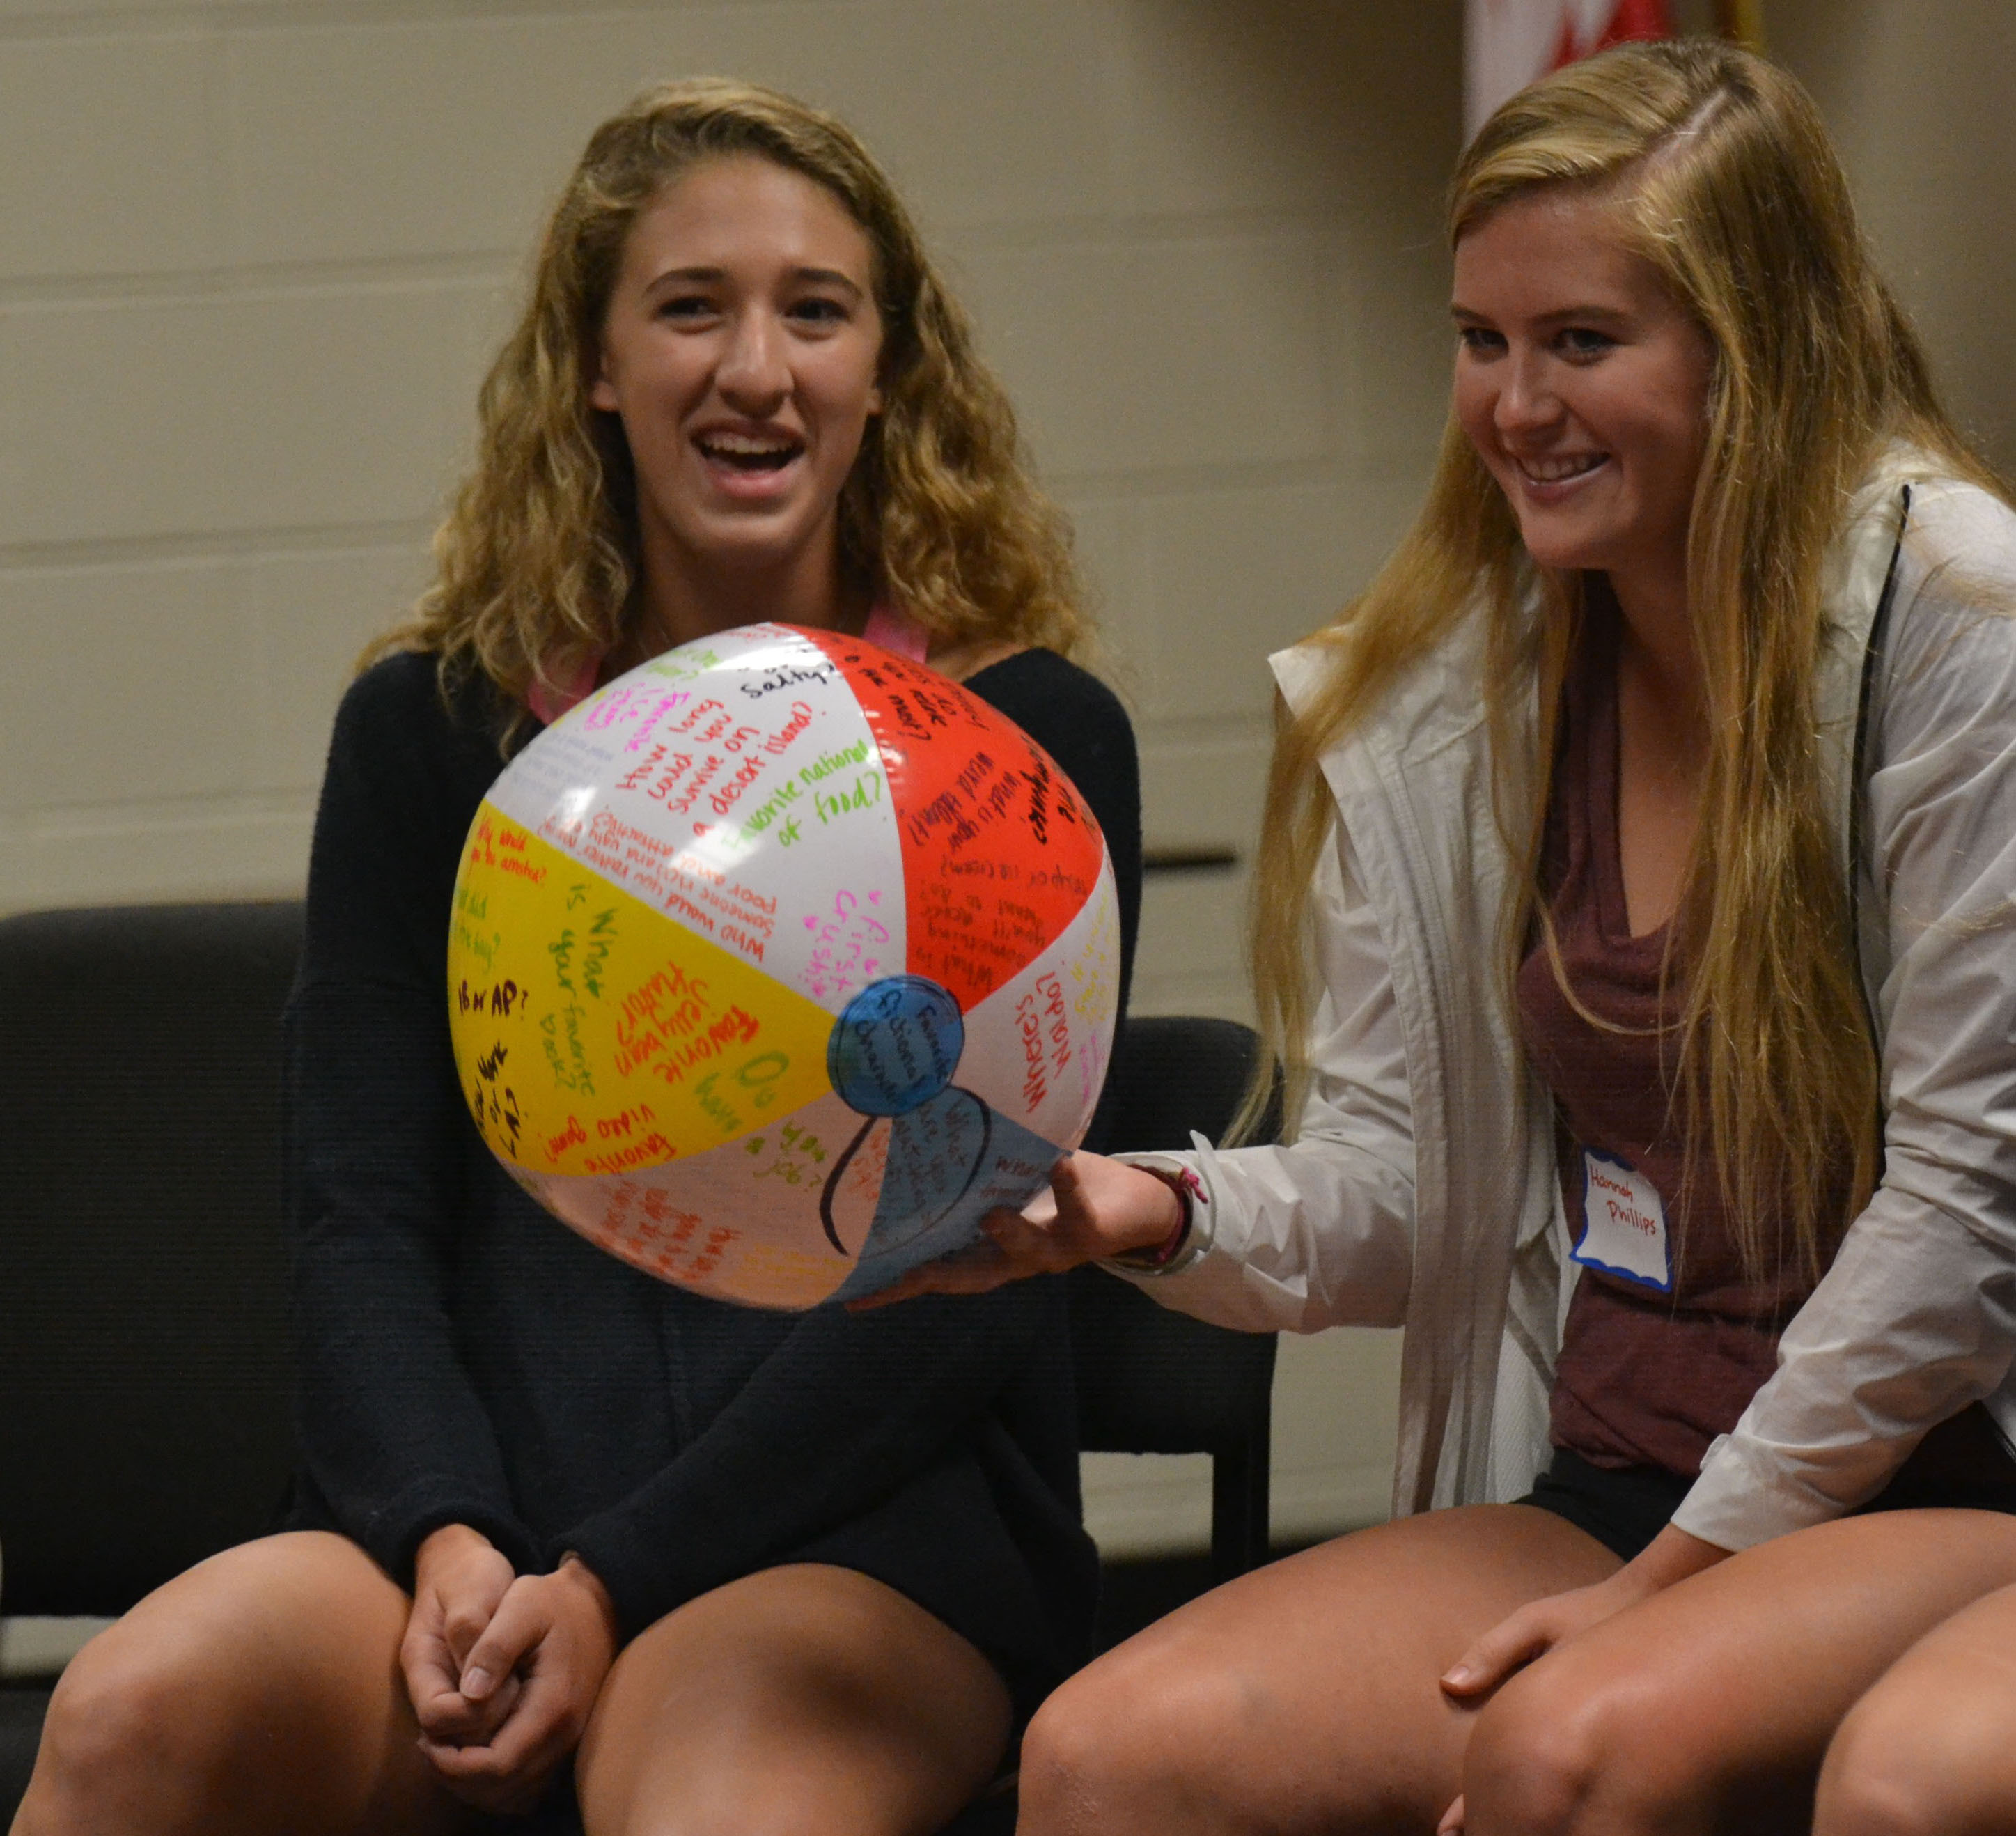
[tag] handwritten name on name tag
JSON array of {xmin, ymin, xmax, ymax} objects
[{"xmin": 1572, "ymin": 1148, "xmax": 1673, "ymax": 1293}]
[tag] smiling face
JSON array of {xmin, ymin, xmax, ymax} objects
[
  {"xmin": 589, "ymin": 153, "xmax": 885, "ymax": 635},
  {"xmin": 1451, "ymin": 188, "xmax": 1715, "ymax": 617}
]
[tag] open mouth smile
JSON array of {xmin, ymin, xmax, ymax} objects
[
  {"xmin": 1516, "ymin": 453, "xmax": 1608, "ymax": 487},
  {"xmin": 695, "ymin": 430, "xmax": 804, "ymax": 474}
]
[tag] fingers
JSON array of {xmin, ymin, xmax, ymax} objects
[
  {"xmin": 411, "ymin": 1669, "xmax": 522, "ymax": 1748},
  {"xmin": 404, "ymin": 1606, "xmax": 520, "ymax": 1747},
  {"xmin": 427, "ymin": 1660, "xmax": 573, "ymax": 1773},
  {"xmin": 401, "ymin": 1644, "xmax": 463, "ymax": 1717},
  {"xmin": 846, "ymin": 1238, "xmax": 1017, "ymax": 1309},
  {"xmin": 1019, "ymin": 1174, "xmax": 1063, "ymax": 1228},
  {"xmin": 981, "ymin": 1197, "xmax": 1088, "ymax": 1271},
  {"xmin": 1438, "ymin": 1793, "xmax": 1468, "ymax": 1835},
  {"xmin": 405, "ymin": 1525, "xmax": 513, "ymax": 1697},
  {"xmin": 847, "ymin": 1188, "xmax": 1070, "ymax": 1309},
  {"xmin": 417, "ymin": 1588, "xmax": 560, "ymax": 1814},
  {"xmin": 846, "ymin": 1149, "xmax": 1180, "ymax": 1310},
  {"xmin": 458, "ymin": 1577, "xmax": 547, "ymax": 1703},
  {"xmin": 849, "ymin": 1195, "xmax": 1086, "ymax": 1311},
  {"xmin": 1054, "ymin": 1151, "xmax": 1187, "ymax": 1259},
  {"xmin": 421, "ymin": 1714, "xmax": 560, "ymax": 1814},
  {"xmin": 421, "ymin": 1738, "xmax": 549, "ymax": 1817},
  {"xmin": 1047, "ymin": 1149, "xmax": 1091, "ymax": 1217},
  {"xmin": 443, "ymin": 1590, "xmax": 501, "ymax": 1671},
  {"xmin": 402, "ymin": 1617, "xmax": 486, "ymax": 1741},
  {"xmin": 417, "ymin": 1567, "xmax": 614, "ymax": 1816},
  {"xmin": 1441, "ymin": 1601, "xmax": 1556, "ymax": 1698}
]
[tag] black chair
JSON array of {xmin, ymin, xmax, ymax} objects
[
  {"xmin": 1073, "ymin": 1015, "xmax": 1281, "ymax": 1583},
  {"xmin": 0, "ymin": 902, "xmax": 304, "ymax": 1811}
]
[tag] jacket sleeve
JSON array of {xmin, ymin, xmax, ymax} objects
[
  {"xmin": 286, "ymin": 661, "xmax": 541, "ymax": 1583},
  {"xmin": 1107, "ymin": 822, "xmax": 1417, "ymax": 1334},
  {"xmin": 1678, "ymin": 480, "xmax": 2016, "ymax": 1550}
]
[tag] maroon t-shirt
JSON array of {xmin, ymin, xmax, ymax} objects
[{"xmin": 1516, "ymin": 615, "xmax": 1834, "ymax": 1478}]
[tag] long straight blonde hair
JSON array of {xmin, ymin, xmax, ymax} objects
[
  {"xmin": 374, "ymin": 78, "xmax": 1086, "ymax": 706},
  {"xmin": 1241, "ymin": 39, "xmax": 2003, "ymax": 1277}
]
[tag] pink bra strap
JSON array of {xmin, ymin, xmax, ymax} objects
[
  {"xmin": 526, "ymin": 652, "xmax": 604, "ymax": 726},
  {"xmin": 861, "ymin": 601, "xmax": 930, "ymax": 663}
]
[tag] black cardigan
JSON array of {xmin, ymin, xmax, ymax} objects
[{"xmin": 283, "ymin": 644, "xmax": 1141, "ymax": 1713}]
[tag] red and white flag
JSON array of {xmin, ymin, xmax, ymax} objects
[{"xmin": 1465, "ymin": 0, "xmax": 1673, "ymax": 141}]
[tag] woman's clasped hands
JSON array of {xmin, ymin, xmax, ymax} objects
[{"xmin": 401, "ymin": 1524, "xmax": 619, "ymax": 1814}]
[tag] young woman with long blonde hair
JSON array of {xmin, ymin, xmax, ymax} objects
[
  {"xmin": 882, "ymin": 38, "xmax": 2016, "ymax": 1832},
  {"xmin": 14, "ymin": 79, "xmax": 1139, "ymax": 1836}
]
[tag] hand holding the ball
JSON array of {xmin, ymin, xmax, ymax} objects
[{"xmin": 852, "ymin": 1151, "xmax": 1185, "ymax": 1307}]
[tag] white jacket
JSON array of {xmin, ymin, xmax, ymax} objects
[{"xmin": 1125, "ymin": 459, "xmax": 2016, "ymax": 1552}]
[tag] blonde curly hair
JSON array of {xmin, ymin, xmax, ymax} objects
[{"xmin": 375, "ymin": 77, "xmax": 1087, "ymax": 706}]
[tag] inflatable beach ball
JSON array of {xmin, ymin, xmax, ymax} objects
[{"xmin": 448, "ymin": 623, "xmax": 1121, "ymax": 1309}]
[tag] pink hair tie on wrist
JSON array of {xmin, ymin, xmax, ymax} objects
[{"xmin": 1111, "ymin": 1165, "xmax": 1202, "ymax": 1272}]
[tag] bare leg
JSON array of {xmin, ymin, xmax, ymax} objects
[
  {"xmin": 1015, "ymin": 1504, "xmax": 1618, "ymax": 1836},
  {"xmin": 10, "ymin": 1531, "xmax": 467, "ymax": 1836},
  {"xmin": 1813, "ymin": 1576, "xmax": 2016, "ymax": 1836},
  {"xmin": 1460, "ymin": 1509, "xmax": 2016, "ymax": 1835},
  {"xmin": 575, "ymin": 1563, "xmax": 1012, "ymax": 1836}
]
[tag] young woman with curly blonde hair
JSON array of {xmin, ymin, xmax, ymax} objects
[
  {"xmin": 15, "ymin": 78, "xmax": 1139, "ymax": 1836},
  {"xmin": 884, "ymin": 38, "xmax": 2016, "ymax": 1833}
]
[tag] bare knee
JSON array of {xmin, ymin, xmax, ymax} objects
[
  {"xmin": 1462, "ymin": 1642, "xmax": 1696, "ymax": 1836},
  {"xmin": 17, "ymin": 1536, "xmax": 429, "ymax": 1836},
  {"xmin": 1463, "ymin": 1666, "xmax": 1611, "ymax": 1836},
  {"xmin": 586, "ymin": 1743, "xmax": 986, "ymax": 1836},
  {"xmin": 19, "ymin": 1621, "xmax": 226, "ymax": 1827},
  {"xmin": 1018, "ymin": 1672, "xmax": 1128, "ymax": 1835},
  {"xmin": 1018, "ymin": 1647, "xmax": 1246, "ymax": 1836},
  {"xmin": 594, "ymin": 1781, "xmax": 852, "ymax": 1836},
  {"xmin": 580, "ymin": 1566, "xmax": 1012, "ymax": 1836},
  {"xmin": 1817, "ymin": 1732, "xmax": 1948, "ymax": 1836},
  {"xmin": 1817, "ymin": 1690, "xmax": 2016, "ymax": 1836}
]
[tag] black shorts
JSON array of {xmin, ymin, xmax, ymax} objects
[{"xmin": 1519, "ymin": 1402, "xmax": 2016, "ymax": 1562}]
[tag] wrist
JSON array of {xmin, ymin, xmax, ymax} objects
[
  {"xmin": 557, "ymin": 1553, "xmax": 620, "ymax": 1648},
  {"xmin": 416, "ymin": 1522, "xmax": 495, "ymax": 1579},
  {"xmin": 1619, "ymin": 1525, "xmax": 1729, "ymax": 1596},
  {"xmin": 1109, "ymin": 1165, "xmax": 1196, "ymax": 1268}
]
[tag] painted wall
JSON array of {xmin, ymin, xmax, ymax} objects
[{"xmin": 1769, "ymin": 0, "xmax": 2016, "ymax": 473}]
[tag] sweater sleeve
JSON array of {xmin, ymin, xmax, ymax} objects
[
  {"xmin": 286, "ymin": 656, "xmax": 540, "ymax": 1584},
  {"xmin": 560, "ymin": 1284, "xmax": 1061, "ymax": 1635},
  {"xmin": 560, "ymin": 649, "xmax": 1143, "ymax": 1633}
]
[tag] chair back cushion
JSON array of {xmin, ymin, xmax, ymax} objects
[
  {"xmin": 0, "ymin": 903, "xmax": 303, "ymax": 1615},
  {"xmin": 1070, "ymin": 1016, "xmax": 1279, "ymax": 1454}
]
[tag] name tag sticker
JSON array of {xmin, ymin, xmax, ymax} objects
[{"xmin": 1573, "ymin": 1149, "xmax": 1673, "ymax": 1293}]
